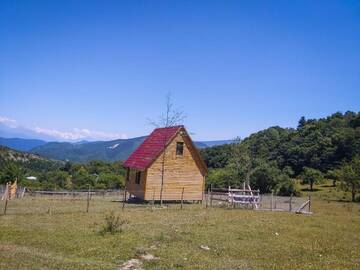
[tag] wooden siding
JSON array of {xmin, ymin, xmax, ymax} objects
[
  {"xmin": 126, "ymin": 168, "xmax": 147, "ymax": 199},
  {"xmin": 144, "ymin": 132, "xmax": 204, "ymax": 201}
]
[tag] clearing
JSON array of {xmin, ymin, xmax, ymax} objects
[{"xmin": 0, "ymin": 183, "xmax": 359, "ymax": 269}]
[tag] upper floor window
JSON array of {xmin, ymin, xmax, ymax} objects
[
  {"xmin": 135, "ymin": 171, "xmax": 141, "ymax": 184},
  {"xmin": 176, "ymin": 142, "xmax": 184, "ymax": 156}
]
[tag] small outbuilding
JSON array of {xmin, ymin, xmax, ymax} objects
[{"xmin": 124, "ymin": 125, "xmax": 207, "ymax": 201}]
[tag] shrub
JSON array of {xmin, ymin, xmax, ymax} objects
[
  {"xmin": 99, "ymin": 211, "xmax": 128, "ymax": 235},
  {"xmin": 275, "ymin": 175, "xmax": 300, "ymax": 196}
]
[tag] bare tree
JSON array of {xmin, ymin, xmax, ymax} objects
[
  {"xmin": 148, "ymin": 93, "xmax": 186, "ymax": 128},
  {"xmin": 229, "ymin": 137, "xmax": 255, "ymax": 188},
  {"xmin": 148, "ymin": 93, "xmax": 186, "ymax": 205}
]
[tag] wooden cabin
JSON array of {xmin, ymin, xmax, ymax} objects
[{"xmin": 124, "ymin": 125, "xmax": 207, "ymax": 201}]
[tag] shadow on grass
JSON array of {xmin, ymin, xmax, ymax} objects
[
  {"xmin": 120, "ymin": 197, "xmax": 201, "ymax": 205},
  {"xmin": 325, "ymin": 198, "xmax": 355, "ymax": 203},
  {"xmin": 301, "ymin": 188, "xmax": 321, "ymax": 192},
  {"xmin": 320, "ymin": 184, "xmax": 336, "ymax": 188}
]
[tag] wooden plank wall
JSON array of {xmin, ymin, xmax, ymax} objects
[
  {"xmin": 126, "ymin": 168, "xmax": 147, "ymax": 199},
  {"xmin": 145, "ymin": 132, "xmax": 204, "ymax": 201}
]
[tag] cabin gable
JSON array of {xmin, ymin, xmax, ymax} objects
[{"xmin": 144, "ymin": 132, "xmax": 204, "ymax": 201}]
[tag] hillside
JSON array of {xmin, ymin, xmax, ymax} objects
[
  {"xmin": 0, "ymin": 146, "xmax": 64, "ymax": 184},
  {"xmin": 0, "ymin": 137, "xmax": 47, "ymax": 151},
  {"xmin": 201, "ymin": 111, "xmax": 360, "ymax": 196},
  {"xmin": 0, "ymin": 146, "xmax": 46, "ymax": 162},
  {"xmin": 29, "ymin": 136, "xmax": 147, "ymax": 162}
]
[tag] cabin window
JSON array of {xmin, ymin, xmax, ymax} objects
[
  {"xmin": 135, "ymin": 171, "xmax": 141, "ymax": 184},
  {"xmin": 176, "ymin": 142, "xmax": 184, "ymax": 156}
]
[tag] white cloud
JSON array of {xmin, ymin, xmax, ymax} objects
[
  {"xmin": 34, "ymin": 127, "xmax": 128, "ymax": 141},
  {"xmin": 0, "ymin": 116, "xmax": 18, "ymax": 128},
  {"xmin": 0, "ymin": 115, "xmax": 127, "ymax": 141}
]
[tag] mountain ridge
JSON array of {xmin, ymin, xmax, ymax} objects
[{"xmin": 0, "ymin": 136, "xmax": 232, "ymax": 163}]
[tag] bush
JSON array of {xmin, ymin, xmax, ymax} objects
[
  {"xmin": 275, "ymin": 175, "xmax": 300, "ymax": 196},
  {"xmin": 205, "ymin": 168, "xmax": 233, "ymax": 189},
  {"xmin": 99, "ymin": 211, "xmax": 128, "ymax": 235}
]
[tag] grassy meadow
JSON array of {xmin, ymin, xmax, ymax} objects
[{"xmin": 0, "ymin": 183, "xmax": 359, "ymax": 270}]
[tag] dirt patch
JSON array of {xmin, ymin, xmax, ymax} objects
[
  {"xmin": 119, "ymin": 259, "xmax": 143, "ymax": 270},
  {"xmin": 140, "ymin": 253, "xmax": 158, "ymax": 261}
]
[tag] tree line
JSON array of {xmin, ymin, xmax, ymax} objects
[
  {"xmin": 200, "ymin": 111, "xmax": 360, "ymax": 201},
  {"xmin": 0, "ymin": 157, "xmax": 126, "ymax": 190}
]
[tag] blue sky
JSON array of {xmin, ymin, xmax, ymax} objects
[{"xmin": 0, "ymin": 0, "xmax": 359, "ymax": 141}]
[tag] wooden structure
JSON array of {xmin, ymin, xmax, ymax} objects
[
  {"xmin": 209, "ymin": 184, "xmax": 260, "ymax": 209},
  {"xmin": 124, "ymin": 125, "xmax": 207, "ymax": 201},
  {"xmin": 228, "ymin": 186, "xmax": 260, "ymax": 209}
]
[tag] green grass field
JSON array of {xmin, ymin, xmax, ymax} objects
[{"xmin": 1, "ymin": 183, "xmax": 359, "ymax": 270}]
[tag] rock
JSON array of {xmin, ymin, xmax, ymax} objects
[{"xmin": 200, "ymin": 245, "xmax": 210, "ymax": 251}]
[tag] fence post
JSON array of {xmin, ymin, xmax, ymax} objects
[
  {"xmin": 122, "ymin": 188, "xmax": 127, "ymax": 211},
  {"xmin": 3, "ymin": 198, "xmax": 8, "ymax": 215},
  {"xmin": 274, "ymin": 194, "xmax": 277, "ymax": 209},
  {"xmin": 210, "ymin": 184, "xmax": 213, "ymax": 208},
  {"xmin": 86, "ymin": 185, "xmax": 91, "ymax": 213},
  {"xmin": 308, "ymin": 195, "xmax": 311, "ymax": 212},
  {"xmin": 289, "ymin": 194, "xmax": 292, "ymax": 212},
  {"xmin": 206, "ymin": 188, "xmax": 209, "ymax": 208},
  {"xmin": 270, "ymin": 191, "xmax": 273, "ymax": 211},
  {"xmin": 181, "ymin": 187, "xmax": 184, "ymax": 210}
]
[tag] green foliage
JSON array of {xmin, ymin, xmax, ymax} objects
[
  {"xmin": 0, "ymin": 147, "xmax": 126, "ymax": 190},
  {"xmin": 200, "ymin": 144, "xmax": 232, "ymax": 169},
  {"xmin": 0, "ymin": 161, "xmax": 23, "ymax": 184},
  {"xmin": 300, "ymin": 167, "xmax": 324, "ymax": 191},
  {"xmin": 99, "ymin": 211, "xmax": 128, "ymax": 235},
  {"xmin": 250, "ymin": 162, "xmax": 281, "ymax": 193},
  {"xmin": 206, "ymin": 168, "xmax": 232, "ymax": 189},
  {"xmin": 201, "ymin": 111, "xmax": 360, "ymax": 197},
  {"xmin": 336, "ymin": 157, "xmax": 360, "ymax": 202},
  {"xmin": 275, "ymin": 175, "xmax": 299, "ymax": 196}
]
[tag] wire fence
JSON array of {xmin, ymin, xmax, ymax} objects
[
  {"xmin": 204, "ymin": 190, "xmax": 312, "ymax": 213},
  {"xmin": 1, "ymin": 186, "xmax": 312, "ymax": 215}
]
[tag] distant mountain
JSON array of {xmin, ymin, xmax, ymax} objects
[
  {"xmin": 196, "ymin": 140, "xmax": 233, "ymax": 148},
  {"xmin": 30, "ymin": 137, "xmax": 147, "ymax": 162},
  {"xmin": 0, "ymin": 136, "xmax": 231, "ymax": 163},
  {"xmin": 0, "ymin": 137, "xmax": 47, "ymax": 151}
]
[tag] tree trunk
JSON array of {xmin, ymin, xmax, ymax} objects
[
  {"xmin": 310, "ymin": 181, "xmax": 313, "ymax": 191},
  {"xmin": 351, "ymin": 183, "xmax": 356, "ymax": 202}
]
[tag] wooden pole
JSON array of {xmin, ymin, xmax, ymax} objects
[
  {"xmin": 289, "ymin": 194, "xmax": 292, "ymax": 212},
  {"xmin": 180, "ymin": 187, "xmax": 184, "ymax": 210},
  {"xmin": 3, "ymin": 182, "xmax": 9, "ymax": 215},
  {"xmin": 274, "ymin": 194, "xmax": 277, "ymax": 209},
  {"xmin": 122, "ymin": 188, "xmax": 127, "ymax": 211},
  {"xmin": 3, "ymin": 198, "xmax": 8, "ymax": 215},
  {"xmin": 270, "ymin": 191, "xmax": 273, "ymax": 211},
  {"xmin": 86, "ymin": 185, "xmax": 90, "ymax": 213},
  {"xmin": 210, "ymin": 184, "xmax": 213, "ymax": 208},
  {"xmin": 308, "ymin": 195, "xmax": 311, "ymax": 212},
  {"xmin": 206, "ymin": 188, "xmax": 209, "ymax": 208},
  {"xmin": 152, "ymin": 188, "xmax": 155, "ymax": 206}
]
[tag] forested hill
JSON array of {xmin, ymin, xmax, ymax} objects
[{"xmin": 200, "ymin": 111, "xmax": 360, "ymax": 197}]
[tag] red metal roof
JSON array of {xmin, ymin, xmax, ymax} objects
[{"xmin": 124, "ymin": 125, "xmax": 183, "ymax": 170}]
